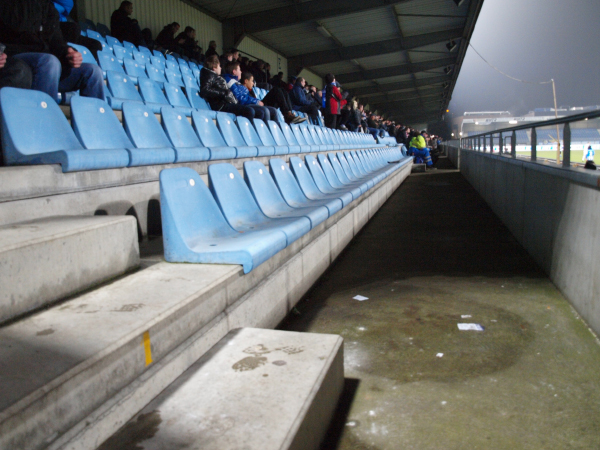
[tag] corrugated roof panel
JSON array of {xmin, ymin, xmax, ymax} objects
[
  {"xmin": 399, "ymin": 16, "xmax": 466, "ymax": 37},
  {"xmin": 194, "ymin": 0, "xmax": 289, "ymax": 19},
  {"xmin": 320, "ymin": 7, "xmax": 400, "ymax": 47},
  {"xmin": 354, "ymin": 51, "xmax": 409, "ymax": 70},
  {"xmin": 395, "ymin": 0, "xmax": 469, "ymax": 36},
  {"xmin": 396, "ymin": 0, "xmax": 470, "ymax": 17},
  {"xmin": 310, "ymin": 60, "xmax": 359, "ymax": 76},
  {"xmin": 342, "ymin": 80, "xmax": 379, "ymax": 90},
  {"xmin": 253, "ymin": 23, "xmax": 338, "ymax": 57},
  {"xmin": 413, "ymin": 69, "xmax": 447, "ymax": 79},
  {"xmin": 372, "ymin": 74, "xmax": 414, "ymax": 84}
]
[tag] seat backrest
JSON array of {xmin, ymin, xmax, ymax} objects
[
  {"xmin": 165, "ymin": 53, "xmax": 177, "ymax": 62},
  {"xmin": 184, "ymin": 87, "xmax": 208, "ymax": 110},
  {"xmin": 67, "ymin": 43, "xmax": 97, "ymax": 65},
  {"xmin": 98, "ymin": 51, "xmax": 125, "ymax": 74},
  {"xmin": 191, "ymin": 68, "xmax": 201, "ymax": 79},
  {"xmin": 236, "ymin": 117, "xmax": 264, "ymax": 147},
  {"xmin": 243, "ymin": 160, "xmax": 288, "ymax": 211},
  {"xmin": 182, "ymin": 74, "xmax": 199, "ymax": 90},
  {"xmin": 138, "ymin": 46, "xmax": 152, "ymax": 56},
  {"xmin": 208, "ymin": 163, "xmax": 266, "ymax": 224},
  {"xmin": 308, "ymin": 126, "xmax": 324, "ymax": 144},
  {"xmin": 161, "ymin": 107, "xmax": 204, "ymax": 148},
  {"xmin": 79, "ymin": 19, "xmax": 96, "ymax": 32},
  {"xmin": 253, "ymin": 119, "xmax": 277, "ymax": 146},
  {"xmin": 166, "ymin": 60, "xmax": 179, "ymax": 71},
  {"xmin": 268, "ymin": 158, "xmax": 308, "ymax": 205},
  {"xmin": 150, "ymin": 56, "xmax": 166, "ymax": 70},
  {"xmin": 146, "ymin": 63, "xmax": 167, "ymax": 83},
  {"xmin": 191, "ymin": 110, "xmax": 228, "ymax": 147},
  {"xmin": 122, "ymin": 102, "xmax": 173, "ymax": 149},
  {"xmin": 165, "ymin": 68, "xmax": 184, "ymax": 87},
  {"xmin": 132, "ymin": 51, "xmax": 149, "ymax": 65},
  {"xmin": 122, "ymin": 41, "xmax": 137, "ymax": 52},
  {"xmin": 290, "ymin": 124, "xmax": 309, "ymax": 146},
  {"xmin": 317, "ymin": 154, "xmax": 344, "ymax": 188},
  {"xmin": 105, "ymin": 35, "xmax": 120, "ymax": 48},
  {"xmin": 327, "ymin": 153, "xmax": 352, "ymax": 183},
  {"xmin": 96, "ymin": 22, "xmax": 111, "ymax": 38},
  {"xmin": 216, "ymin": 114, "xmax": 247, "ymax": 147},
  {"xmin": 289, "ymin": 156, "xmax": 320, "ymax": 196},
  {"xmin": 0, "ymin": 88, "xmax": 83, "ymax": 160},
  {"xmin": 300, "ymin": 126, "xmax": 317, "ymax": 145},
  {"xmin": 304, "ymin": 155, "xmax": 334, "ymax": 190},
  {"xmin": 112, "ymin": 45, "xmax": 132, "ymax": 62},
  {"xmin": 138, "ymin": 77, "xmax": 169, "ymax": 105},
  {"xmin": 163, "ymin": 82, "xmax": 191, "ymax": 108},
  {"xmin": 123, "ymin": 58, "xmax": 147, "ymax": 79},
  {"xmin": 279, "ymin": 122, "xmax": 300, "ymax": 146},
  {"xmin": 86, "ymin": 30, "xmax": 104, "ymax": 42},
  {"xmin": 70, "ymin": 96, "xmax": 133, "ymax": 149},
  {"xmin": 266, "ymin": 121, "xmax": 288, "ymax": 146},
  {"xmin": 159, "ymin": 167, "xmax": 237, "ymax": 247},
  {"xmin": 106, "ymin": 71, "xmax": 141, "ymax": 101}
]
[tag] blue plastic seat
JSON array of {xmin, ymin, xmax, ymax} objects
[
  {"xmin": 305, "ymin": 155, "xmax": 361, "ymax": 200},
  {"xmin": 165, "ymin": 68, "xmax": 184, "ymax": 87},
  {"xmin": 253, "ymin": 118, "xmax": 278, "ymax": 153},
  {"xmin": 85, "ymin": 30, "xmax": 103, "ymax": 41},
  {"xmin": 216, "ymin": 114, "xmax": 257, "ymax": 158},
  {"xmin": 160, "ymin": 167, "xmax": 287, "ymax": 273},
  {"xmin": 268, "ymin": 158, "xmax": 341, "ymax": 216},
  {"xmin": 166, "ymin": 60, "xmax": 179, "ymax": 71},
  {"xmin": 208, "ymin": 163, "xmax": 311, "ymax": 246},
  {"xmin": 121, "ymin": 102, "xmax": 177, "ymax": 165},
  {"xmin": 243, "ymin": 161, "xmax": 328, "ymax": 228},
  {"xmin": 67, "ymin": 43, "xmax": 98, "ymax": 65},
  {"xmin": 0, "ymin": 88, "xmax": 131, "ymax": 172},
  {"xmin": 299, "ymin": 125, "xmax": 327, "ymax": 152},
  {"xmin": 123, "ymin": 58, "xmax": 148, "ymax": 79},
  {"xmin": 182, "ymin": 74, "xmax": 199, "ymax": 90},
  {"xmin": 165, "ymin": 54, "xmax": 177, "ymax": 62},
  {"xmin": 96, "ymin": 23, "xmax": 111, "ymax": 38},
  {"xmin": 191, "ymin": 110, "xmax": 236, "ymax": 160},
  {"xmin": 122, "ymin": 41, "xmax": 137, "ymax": 53},
  {"xmin": 186, "ymin": 87, "xmax": 215, "ymax": 116},
  {"xmin": 112, "ymin": 45, "xmax": 131, "ymax": 63},
  {"xmin": 138, "ymin": 46, "xmax": 153, "ymax": 56},
  {"xmin": 266, "ymin": 121, "xmax": 293, "ymax": 155},
  {"xmin": 290, "ymin": 124, "xmax": 317, "ymax": 152},
  {"xmin": 188, "ymin": 62, "xmax": 199, "ymax": 70},
  {"xmin": 320, "ymin": 153, "xmax": 366, "ymax": 194},
  {"xmin": 153, "ymin": 50, "xmax": 166, "ymax": 60},
  {"xmin": 70, "ymin": 96, "xmax": 136, "ymax": 168},
  {"xmin": 106, "ymin": 71, "xmax": 143, "ymax": 110},
  {"xmin": 163, "ymin": 82, "xmax": 193, "ymax": 115},
  {"xmin": 105, "ymin": 35, "xmax": 120, "ymax": 48},
  {"xmin": 146, "ymin": 63, "xmax": 167, "ymax": 84},
  {"xmin": 328, "ymin": 153, "xmax": 370, "ymax": 193},
  {"xmin": 280, "ymin": 122, "xmax": 310, "ymax": 153},
  {"xmin": 178, "ymin": 58, "xmax": 190, "ymax": 68},
  {"xmin": 237, "ymin": 117, "xmax": 274, "ymax": 156},
  {"xmin": 191, "ymin": 67, "xmax": 201, "ymax": 80},
  {"xmin": 288, "ymin": 157, "xmax": 349, "ymax": 207},
  {"xmin": 132, "ymin": 51, "xmax": 149, "ymax": 65},
  {"xmin": 98, "ymin": 51, "xmax": 125, "ymax": 77},
  {"xmin": 160, "ymin": 107, "xmax": 210, "ymax": 162},
  {"xmin": 150, "ymin": 56, "xmax": 166, "ymax": 71}
]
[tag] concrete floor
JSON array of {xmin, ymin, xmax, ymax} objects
[{"xmin": 279, "ymin": 157, "xmax": 600, "ymax": 450}]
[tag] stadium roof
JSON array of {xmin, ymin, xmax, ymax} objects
[{"xmin": 188, "ymin": 0, "xmax": 485, "ymax": 124}]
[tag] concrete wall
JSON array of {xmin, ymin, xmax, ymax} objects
[
  {"xmin": 460, "ymin": 149, "xmax": 600, "ymax": 336},
  {"xmin": 444, "ymin": 144, "xmax": 460, "ymax": 168}
]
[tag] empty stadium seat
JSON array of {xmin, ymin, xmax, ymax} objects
[
  {"xmin": 160, "ymin": 107, "xmax": 211, "ymax": 162},
  {"xmin": 266, "ymin": 121, "xmax": 293, "ymax": 155},
  {"xmin": 185, "ymin": 88, "xmax": 215, "ymax": 116},
  {"xmin": 122, "ymin": 41, "xmax": 137, "ymax": 53},
  {"xmin": 112, "ymin": 45, "xmax": 132, "ymax": 63},
  {"xmin": 237, "ymin": 117, "xmax": 275, "ymax": 156},
  {"xmin": 98, "ymin": 51, "xmax": 126, "ymax": 77},
  {"xmin": 153, "ymin": 50, "xmax": 166, "ymax": 60},
  {"xmin": 208, "ymin": 163, "xmax": 311, "ymax": 245},
  {"xmin": 253, "ymin": 119, "xmax": 279, "ymax": 153},
  {"xmin": 159, "ymin": 167, "xmax": 287, "ymax": 273},
  {"xmin": 106, "ymin": 71, "xmax": 143, "ymax": 109},
  {"xmin": 305, "ymin": 155, "xmax": 361, "ymax": 201},
  {"xmin": 138, "ymin": 46, "xmax": 153, "ymax": 57},
  {"xmin": 288, "ymin": 157, "xmax": 350, "ymax": 207},
  {"xmin": 243, "ymin": 161, "xmax": 329, "ymax": 228},
  {"xmin": 0, "ymin": 88, "xmax": 126, "ymax": 171},
  {"xmin": 191, "ymin": 110, "xmax": 236, "ymax": 160},
  {"xmin": 166, "ymin": 60, "xmax": 180, "ymax": 71},
  {"xmin": 165, "ymin": 68, "xmax": 184, "ymax": 87},
  {"xmin": 86, "ymin": 30, "xmax": 104, "ymax": 42},
  {"xmin": 163, "ymin": 82, "xmax": 193, "ymax": 114},
  {"xmin": 138, "ymin": 77, "xmax": 171, "ymax": 109},
  {"xmin": 150, "ymin": 55, "xmax": 166, "ymax": 71},
  {"xmin": 105, "ymin": 36, "xmax": 120, "ymax": 49},
  {"xmin": 182, "ymin": 74, "xmax": 199, "ymax": 90},
  {"xmin": 121, "ymin": 102, "xmax": 177, "ymax": 165},
  {"xmin": 216, "ymin": 115, "xmax": 258, "ymax": 158},
  {"xmin": 132, "ymin": 51, "xmax": 149, "ymax": 65},
  {"xmin": 123, "ymin": 58, "xmax": 148, "ymax": 79},
  {"xmin": 280, "ymin": 122, "xmax": 309, "ymax": 153},
  {"xmin": 146, "ymin": 63, "xmax": 167, "ymax": 84}
]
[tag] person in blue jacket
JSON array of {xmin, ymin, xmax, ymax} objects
[
  {"xmin": 290, "ymin": 77, "xmax": 319, "ymax": 124},
  {"xmin": 224, "ymin": 61, "xmax": 278, "ymax": 122}
]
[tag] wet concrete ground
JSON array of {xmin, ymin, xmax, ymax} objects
[{"xmin": 279, "ymin": 157, "xmax": 600, "ymax": 450}]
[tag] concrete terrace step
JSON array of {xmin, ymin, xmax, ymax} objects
[
  {"xmin": 0, "ymin": 215, "xmax": 139, "ymax": 324},
  {"xmin": 98, "ymin": 328, "xmax": 344, "ymax": 450}
]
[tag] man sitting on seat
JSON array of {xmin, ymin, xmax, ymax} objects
[
  {"xmin": 0, "ymin": 0, "xmax": 104, "ymax": 103},
  {"xmin": 200, "ymin": 55, "xmax": 254, "ymax": 121},
  {"xmin": 408, "ymin": 130, "xmax": 435, "ymax": 169},
  {"xmin": 290, "ymin": 77, "xmax": 319, "ymax": 124}
]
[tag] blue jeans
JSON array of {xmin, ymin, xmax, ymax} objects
[
  {"xmin": 13, "ymin": 53, "xmax": 104, "ymax": 103},
  {"xmin": 368, "ymin": 127, "xmax": 384, "ymax": 139},
  {"xmin": 248, "ymin": 105, "xmax": 279, "ymax": 122}
]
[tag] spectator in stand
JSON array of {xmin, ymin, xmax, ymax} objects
[
  {"xmin": 141, "ymin": 28, "xmax": 155, "ymax": 50},
  {"xmin": 264, "ymin": 63, "xmax": 272, "ymax": 83},
  {"xmin": 262, "ymin": 84, "xmax": 307, "ymax": 124},
  {"xmin": 324, "ymin": 73, "xmax": 343, "ymax": 129},
  {"xmin": 223, "ymin": 62, "xmax": 278, "ymax": 122},
  {"xmin": 346, "ymin": 100, "xmax": 361, "ymax": 132},
  {"xmin": 252, "ymin": 60, "xmax": 270, "ymax": 89},
  {"xmin": 52, "ymin": 0, "xmax": 103, "ymax": 58},
  {"xmin": 205, "ymin": 40, "xmax": 218, "ymax": 58},
  {"xmin": 220, "ymin": 51, "xmax": 233, "ymax": 70},
  {"xmin": 156, "ymin": 22, "xmax": 184, "ymax": 53},
  {"xmin": 230, "ymin": 48, "xmax": 240, "ymax": 61},
  {"xmin": 176, "ymin": 27, "xmax": 202, "ymax": 61},
  {"xmin": 199, "ymin": 55, "xmax": 254, "ymax": 120},
  {"xmin": 0, "ymin": 0, "xmax": 104, "ymax": 103},
  {"xmin": 110, "ymin": 1, "xmax": 143, "ymax": 46},
  {"xmin": 290, "ymin": 77, "xmax": 319, "ymax": 124},
  {"xmin": 408, "ymin": 130, "xmax": 435, "ymax": 169}
]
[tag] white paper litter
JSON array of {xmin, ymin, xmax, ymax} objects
[
  {"xmin": 353, "ymin": 295, "xmax": 369, "ymax": 301},
  {"xmin": 436, "ymin": 353, "xmax": 444, "ymax": 358},
  {"xmin": 461, "ymin": 314, "xmax": 472, "ymax": 318},
  {"xmin": 457, "ymin": 323, "xmax": 485, "ymax": 331}
]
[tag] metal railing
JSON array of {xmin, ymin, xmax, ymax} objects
[{"xmin": 459, "ymin": 109, "xmax": 600, "ymax": 168}]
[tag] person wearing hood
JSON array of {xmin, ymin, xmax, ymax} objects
[
  {"xmin": 408, "ymin": 130, "xmax": 435, "ymax": 169},
  {"xmin": 223, "ymin": 61, "xmax": 278, "ymax": 122}
]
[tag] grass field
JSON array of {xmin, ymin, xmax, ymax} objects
[{"xmin": 515, "ymin": 150, "xmax": 587, "ymax": 164}]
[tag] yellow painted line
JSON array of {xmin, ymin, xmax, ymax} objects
[{"xmin": 142, "ymin": 331, "xmax": 153, "ymax": 366}]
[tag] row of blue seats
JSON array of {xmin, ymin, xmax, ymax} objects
[
  {"xmin": 0, "ymin": 88, "xmax": 387, "ymax": 172},
  {"xmin": 161, "ymin": 147, "xmax": 409, "ymax": 272}
]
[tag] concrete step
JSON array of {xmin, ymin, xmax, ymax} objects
[
  {"xmin": 97, "ymin": 328, "xmax": 344, "ymax": 450},
  {"xmin": 0, "ymin": 215, "xmax": 139, "ymax": 324}
]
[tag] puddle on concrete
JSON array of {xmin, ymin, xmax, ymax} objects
[
  {"xmin": 98, "ymin": 410, "xmax": 161, "ymax": 450},
  {"xmin": 232, "ymin": 356, "xmax": 267, "ymax": 372},
  {"xmin": 36, "ymin": 328, "xmax": 54, "ymax": 336}
]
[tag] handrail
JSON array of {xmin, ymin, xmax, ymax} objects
[{"xmin": 459, "ymin": 109, "xmax": 600, "ymax": 167}]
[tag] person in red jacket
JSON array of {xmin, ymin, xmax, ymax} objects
[{"xmin": 324, "ymin": 73, "xmax": 344, "ymax": 129}]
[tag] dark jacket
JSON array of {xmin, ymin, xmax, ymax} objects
[
  {"xmin": 290, "ymin": 83, "xmax": 311, "ymax": 108},
  {"xmin": 200, "ymin": 67, "xmax": 237, "ymax": 111},
  {"xmin": 205, "ymin": 46, "xmax": 218, "ymax": 58},
  {"xmin": 156, "ymin": 25, "xmax": 176, "ymax": 48},
  {"xmin": 349, "ymin": 108, "xmax": 361, "ymax": 129},
  {"xmin": 110, "ymin": 8, "xmax": 139, "ymax": 44},
  {"xmin": 0, "ymin": 0, "xmax": 69, "ymax": 60}
]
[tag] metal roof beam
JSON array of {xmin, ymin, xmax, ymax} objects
[
  {"xmin": 223, "ymin": 0, "xmax": 407, "ymax": 34},
  {"xmin": 371, "ymin": 98, "xmax": 444, "ymax": 111},
  {"xmin": 350, "ymin": 74, "xmax": 450, "ymax": 97},
  {"xmin": 335, "ymin": 56, "xmax": 456, "ymax": 84},
  {"xmin": 288, "ymin": 28, "xmax": 463, "ymax": 67},
  {"xmin": 361, "ymin": 87, "xmax": 446, "ymax": 103}
]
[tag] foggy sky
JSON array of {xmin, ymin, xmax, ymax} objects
[{"xmin": 448, "ymin": 0, "xmax": 600, "ymax": 118}]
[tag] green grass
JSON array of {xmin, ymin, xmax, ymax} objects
[{"xmin": 517, "ymin": 150, "xmax": 586, "ymax": 163}]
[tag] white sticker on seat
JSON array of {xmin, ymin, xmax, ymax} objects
[
  {"xmin": 229, "ymin": 173, "xmax": 234, "ymax": 179},
  {"xmin": 259, "ymin": 169, "xmax": 263, "ymax": 174},
  {"xmin": 41, "ymin": 102, "xmax": 47, "ymax": 108},
  {"xmin": 189, "ymin": 179, "xmax": 195, "ymax": 186},
  {"xmin": 144, "ymin": 112, "xmax": 148, "ymax": 117},
  {"xmin": 99, "ymin": 108, "xmax": 105, "ymax": 113}
]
